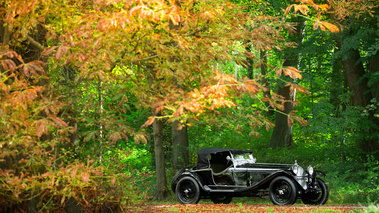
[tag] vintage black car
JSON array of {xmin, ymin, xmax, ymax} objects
[{"xmin": 171, "ymin": 148, "xmax": 328, "ymax": 205}]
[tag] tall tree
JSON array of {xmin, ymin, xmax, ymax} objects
[
  {"xmin": 172, "ymin": 121, "xmax": 189, "ymax": 170},
  {"xmin": 153, "ymin": 112, "xmax": 170, "ymax": 200},
  {"xmin": 330, "ymin": 0, "xmax": 379, "ymax": 155},
  {"xmin": 270, "ymin": 17, "xmax": 306, "ymax": 148}
]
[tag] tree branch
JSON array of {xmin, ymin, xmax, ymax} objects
[{"xmin": 26, "ymin": 35, "xmax": 44, "ymax": 51}]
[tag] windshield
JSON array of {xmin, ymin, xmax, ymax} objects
[{"xmin": 233, "ymin": 153, "xmax": 256, "ymax": 166}]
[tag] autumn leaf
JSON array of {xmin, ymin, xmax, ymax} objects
[
  {"xmin": 284, "ymin": 5, "xmax": 294, "ymax": 16},
  {"xmin": 110, "ymin": 176, "xmax": 116, "ymax": 186},
  {"xmin": 107, "ymin": 131, "xmax": 122, "ymax": 143},
  {"xmin": 0, "ymin": 82, "xmax": 9, "ymax": 94},
  {"xmin": 23, "ymin": 65, "xmax": 30, "ymax": 77},
  {"xmin": 1, "ymin": 60, "xmax": 9, "ymax": 72},
  {"xmin": 83, "ymin": 131, "xmax": 96, "ymax": 142},
  {"xmin": 41, "ymin": 46, "xmax": 58, "ymax": 56},
  {"xmin": 283, "ymin": 67, "xmax": 302, "ymax": 80},
  {"xmin": 35, "ymin": 119, "xmax": 49, "ymax": 137},
  {"xmin": 320, "ymin": 21, "xmax": 340, "ymax": 33},
  {"xmin": 140, "ymin": 116, "xmax": 155, "ymax": 128},
  {"xmin": 1, "ymin": 59, "xmax": 16, "ymax": 73},
  {"xmin": 71, "ymin": 167, "xmax": 78, "ymax": 179},
  {"xmin": 293, "ymin": 116, "xmax": 309, "ymax": 126},
  {"xmin": 55, "ymin": 45, "xmax": 69, "ymax": 60},
  {"xmin": 174, "ymin": 106, "xmax": 184, "ymax": 117},
  {"xmin": 288, "ymin": 116, "xmax": 294, "ymax": 127},
  {"xmin": 294, "ymin": 5, "xmax": 309, "ymax": 16},
  {"xmin": 315, "ymin": 4, "xmax": 329, "ymax": 11},
  {"xmin": 61, "ymin": 196, "xmax": 66, "ymax": 205},
  {"xmin": 293, "ymin": 84, "xmax": 310, "ymax": 95},
  {"xmin": 150, "ymin": 101, "xmax": 164, "ymax": 110},
  {"xmin": 81, "ymin": 172, "xmax": 90, "ymax": 183},
  {"xmin": 50, "ymin": 116, "xmax": 68, "ymax": 128},
  {"xmin": 265, "ymin": 122, "xmax": 271, "ymax": 131},
  {"xmin": 312, "ymin": 20, "xmax": 320, "ymax": 30},
  {"xmin": 275, "ymin": 68, "xmax": 283, "ymax": 78},
  {"xmin": 133, "ymin": 133, "xmax": 147, "ymax": 144}
]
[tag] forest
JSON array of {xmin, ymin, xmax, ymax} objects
[{"xmin": 0, "ymin": 0, "xmax": 378, "ymax": 212}]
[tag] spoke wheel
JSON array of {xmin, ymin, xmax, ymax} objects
[
  {"xmin": 269, "ymin": 176, "xmax": 297, "ymax": 205},
  {"xmin": 175, "ymin": 177, "xmax": 201, "ymax": 204},
  {"xmin": 302, "ymin": 178, "xmax": 329, "ymax": 205},
  {"xmin": 211, "ymin": 197, "xmax": 233, "ymax": 204}
]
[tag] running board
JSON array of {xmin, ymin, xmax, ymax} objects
[
  {"xmin": 207, "ymin": 185, "xmax": 246, "ymax": 189},
  {"xmin": 203, "ymin": 185, "xmax": 237, "ymax": 192}
]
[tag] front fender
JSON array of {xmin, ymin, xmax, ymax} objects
[{"xmin": 315, "ymin": 170, "xmax": 327, "ymax": 178}]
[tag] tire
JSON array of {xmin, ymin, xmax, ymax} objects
[
  {"xmin": 211, "ymin": 197, "xmax": 233, "ymax": 204},
  {"xmin": 171, "ymin": 167, "xmax": 190, "ymax": 192},
  {"xmin": 301, "ymin": 178, "xmax": 329, "ymax": 205},
  {"xmin": 269, "ymin": 176, "xmax": 298, "ymax": 205},
  {"xmin": 175, "ymin": 176, "xmax": 201, "ymax": 204}
]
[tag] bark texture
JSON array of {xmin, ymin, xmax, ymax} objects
[
  {"xmin": 269, "ymin": 17, "xmax": 306, "ymax": 149},
  {"xmin": 153, "ymin": 114, "xmax": 170, "ymax": 201},
  {"xmin": 342, "ymin": 49, "xmax": 372, "ymax": 107},
  {"xmin": 270, "ymin": 85, "xmax": 295, "ymax": 148},
  {"xmin": 172, "ymin": 121, "xmax": 189, "ymax": 170}
]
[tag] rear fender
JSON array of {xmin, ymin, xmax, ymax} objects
[{"xmin": 171, "ymin": 167, "xmax": 191, "ymax": 192}]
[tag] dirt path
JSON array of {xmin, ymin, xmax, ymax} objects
[{"xmin": 136, "ymin": 204, "xmax": 363, "ymax": 212}]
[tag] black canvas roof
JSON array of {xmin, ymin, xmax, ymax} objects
[{"xmin": 195, "ymin": 147, "xmax": 253, "ymax": 169}]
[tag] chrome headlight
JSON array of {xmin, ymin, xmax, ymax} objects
[
  {"xmin": 292, "ymin": 164, "xmax": 299, "ymax": 175},
  {"xmin": 307, "ymin": 165, "xmax": 314, "ymax": 176}
]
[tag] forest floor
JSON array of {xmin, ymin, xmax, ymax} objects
[{"xmin": 134, "ymin": 204, "xmax": 364, "ymax": 212}]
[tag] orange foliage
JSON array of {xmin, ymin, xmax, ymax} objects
[
  {"xmin": 285, "ymin": 0, "xmax": 340, "ymax": 33},
  {"xmin": 0, "ymin": 0, "xmax": 346, "ymax": 209}
]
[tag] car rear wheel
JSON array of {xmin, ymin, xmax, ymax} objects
[
  {"xmin": 301, "ymin": 178, "xmax": 329, "ymax": 205},
  {"xmin": 175, "ymin": 177, "xmax": 201, "ymax": 204},
  {"xmin": 211, "ymin": 197, "xmax": 233, "ymax": 204},
  {"xmin": 269, "ymin": 176, "xmax": 297, "ymax": 205}
]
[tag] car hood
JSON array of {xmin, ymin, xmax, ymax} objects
[{"xmin": 235, "ymin": 163, "xmax": 294, "ymax": 170}]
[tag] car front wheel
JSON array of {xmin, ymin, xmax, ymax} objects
[
  {"xmin": 175, "ymin": 176, "xmax": 201, "ymax": 204},
  {"xmin": 211, "ymin": 197, "xmax": 233, "ymax": 204},
  {"xmin": 301, "ymin": 178, "xmax": 329, "ymax": 205},
  {"xmin": 269, "ymin": 176, "xmax": 297, "ymax": 205}
]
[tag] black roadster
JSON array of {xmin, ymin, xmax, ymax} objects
[{"xmin": 171, "ymin": 148, "xmax": 328, "ymax": 205}]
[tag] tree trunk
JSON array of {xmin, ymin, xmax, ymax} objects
[
  {"xmin": 337, "ymin": 37, "xmax": 379, "ymax": 155},
  {"xmin": 367, "ymin": 54, "xmax": 379, "ymax": 100},
  {"xmin": 330, "ymin": 57, "xmax": 347, "ymax": 161},
  {"xmin": 270, "ymin": 85, "xmax": 295, "ymax": 148},
  {"xmin": 269, "ymin": 17, "xmax": 306, "ymax": 148},
  {"xmin": 168, "ymin": 2, "xmax": 190, "ymax": 172},
  {"xmin": 153, "ymin": 114, "xmax": 170, "ymax": 200},
  {"xmin": 246, "ymin": 44, "xmax": 254, "ymax": 80},
  {"xmin": 342, "ymin": 49, "xmax": 372, "ymax": 106},
  {"xmin": 172, "ymin": 121, "xmax": 189, "ymax": 170}
]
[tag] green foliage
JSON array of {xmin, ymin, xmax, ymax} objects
[
  {"xmin": 363, "ymin": 204, "xmax": 379, "ymax": 213},
  {"xmin": 326, "ymin": 155, "xmax": 379, "ymax": 204}
]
